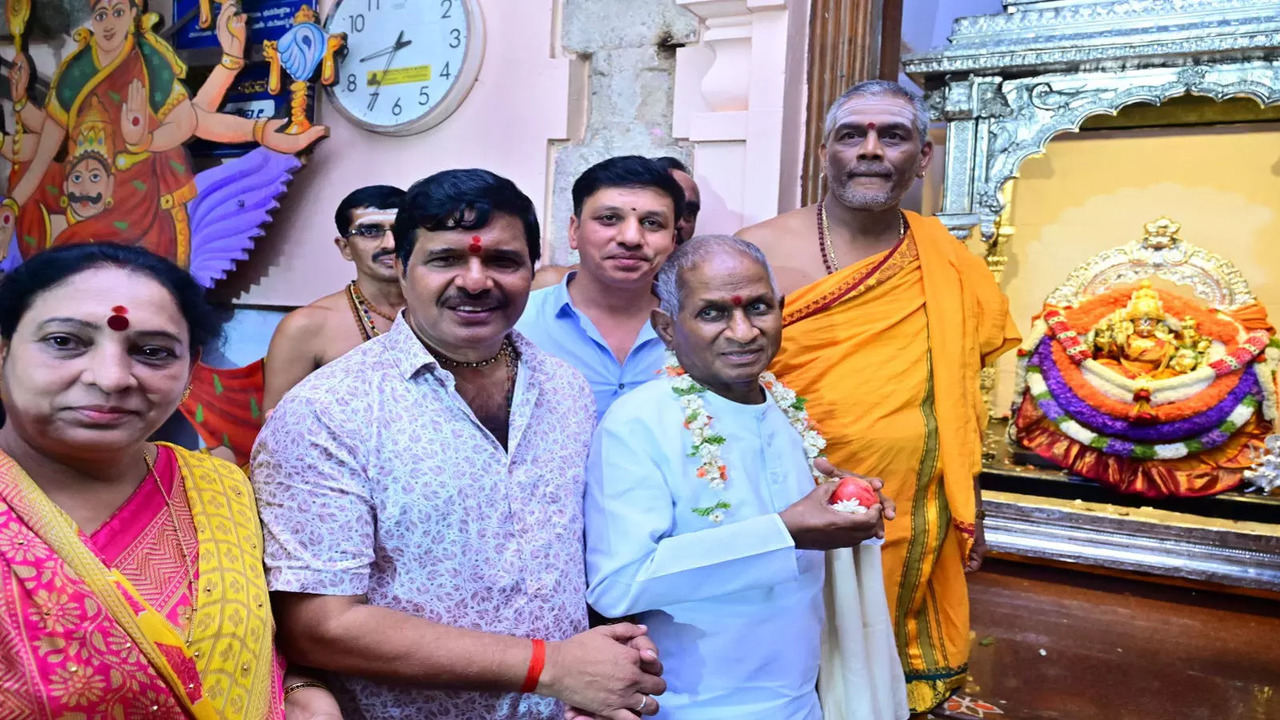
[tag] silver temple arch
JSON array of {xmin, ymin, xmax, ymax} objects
[{"xmin": 903, "ymin": 0, "xmax": 1280, "ymax": 241}]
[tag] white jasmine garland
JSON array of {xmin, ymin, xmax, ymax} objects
[{"xmin": 665, "ymin": 350, "xmax": 828, "ymax": 524}]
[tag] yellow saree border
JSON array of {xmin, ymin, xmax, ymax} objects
[
  {"xmin": 0, "ymin": 446, "xmax": 275, "ymax": 719},
  {"xmin": 170, "ymin": 444, "xmax": 276, "ymax": 720},
  {"xmin": 0, "ymin": 450, "xmax": 217, "ymax": 719}
]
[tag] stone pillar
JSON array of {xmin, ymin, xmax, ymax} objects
[
  {"xmin": 547, "ymin": 0, "xmax": 699, "ymax": 264},
  {"xmin": 672, "ymin": 0, "xmax": 805, "ymax": 234}
]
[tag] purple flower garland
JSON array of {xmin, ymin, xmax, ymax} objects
[{"xmin": 1031, "ymin": 339, "xmax": 1256, "ymax": 443}]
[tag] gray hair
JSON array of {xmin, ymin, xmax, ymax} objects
[
  {"xmin": 654, "ymin": 235, "xmax": 780, "ymax": 317},
  {"xmin": 822, "ymin": 80, "xmax": 930, "ymax": 144}
]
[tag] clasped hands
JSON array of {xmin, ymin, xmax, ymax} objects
[{"xmin": 552, "ymin": 623, "xmax": 665, "ymax": 720}]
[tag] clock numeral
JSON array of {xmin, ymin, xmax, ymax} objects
[
  {"xmin": 441, "ymin": 0, "xmax": 453, "ymax": 19},
  {"xmin": 349, "ymin": 14, "xmax": 365, "ymax": 33},
  {"xmin": 392, "ymin": 98, "xmax": 404, "ymax": 116},
  {"xmin": 418, "ymin": 87, "xmax": 431, "ymax": 106},
  {"xmin": 440, "ymin": 62, "xmax": 453, "ymax": 80},
  {"xmin": 367, "ymin": 0, "xmax": 380, "ymax": 10},
  {"xmin": 449, "ymin": 28, "xmax": 462, "ymax": 49},
  {"xmin": 346, "ymin": 74, "xmax": 358, "ymax": 92}
]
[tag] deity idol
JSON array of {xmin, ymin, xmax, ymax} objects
[
  {"xmin": 1011, "ymin": 219, "xmax": 1279, "ymax": 499},
  {"xmin": 1093, "ymin": 283, "xmax": 1189, "ymax": 380}
]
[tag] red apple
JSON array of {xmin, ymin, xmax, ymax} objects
[{"xmin": 829, "ymin": 476, "xmax": 878, "ymax": 510}]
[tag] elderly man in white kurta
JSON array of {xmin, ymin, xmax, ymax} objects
[{"xmin": 585, "ymin": 235, "xmax": 909, "ymax": 720}]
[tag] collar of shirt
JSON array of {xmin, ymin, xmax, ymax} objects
[
  {"xmin": 383, "ymin": 312, "xmax": 542, "ymax": 383},
  {"xmin": 550, "ymin": 271, "xmax": 661, "ymax": 352}
]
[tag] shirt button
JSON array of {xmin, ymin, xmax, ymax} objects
[{"xmin": 617, "ymin": 383, "xmax": 626, "ymax": 390}]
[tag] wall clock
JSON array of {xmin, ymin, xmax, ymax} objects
[{"xmin": 322, "ymin": 0, "xmax": 485, "ymax": 136}]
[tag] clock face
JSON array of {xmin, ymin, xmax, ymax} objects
[{"xmin": 323, "ymin": 0, "xmax": 485, "ymax": 136}]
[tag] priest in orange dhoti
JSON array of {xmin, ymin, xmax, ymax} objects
[{"xmin": 740, "ymin": 80, "xmax": 1020, "ymax": 718}]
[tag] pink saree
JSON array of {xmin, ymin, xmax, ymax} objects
[{"xmin": 0, "ymin": 444, "xmax": 284, "ymax": 718}]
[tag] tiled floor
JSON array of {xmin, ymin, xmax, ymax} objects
[{"xmin": 932, "ymin": 559, "xmax": 1280, "ymax": 720}]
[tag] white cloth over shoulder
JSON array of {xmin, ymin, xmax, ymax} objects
[{"xmin": 819, "ymin": 544, "xmax": 910, "ymax": 720}]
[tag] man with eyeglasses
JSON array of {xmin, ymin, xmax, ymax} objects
[{"xmin": 263, "ymin": 184, "xmax": 407, "ymax": 411}]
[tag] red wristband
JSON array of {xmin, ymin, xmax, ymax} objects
[{"xmin": 520, "ymin": 638, "xmax": 546, "ymax": 693}]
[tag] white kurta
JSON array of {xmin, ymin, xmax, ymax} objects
[{"xmin": 586, "ymin": 377, "xmax": 826, "ymax": 720}]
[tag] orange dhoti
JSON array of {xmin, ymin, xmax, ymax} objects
[{"xmin": 772, "ymin": 212, "xmax": 1019, "ymax": 713}]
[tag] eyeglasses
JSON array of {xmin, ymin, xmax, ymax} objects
[{"xmin": 346, "ymin": 225, "xmax": 394, "ymax": 239}]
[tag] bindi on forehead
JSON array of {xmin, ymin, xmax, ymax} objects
[
  {"xmin": 468, "ymin": 235, "xmax": 483, "ymax": 255},
  {"xmin": 107, "ymin": 305, "xmax": 129, "ymax": 332},
  {"xmin": 865, "ymin": 121, "xmax": 877, "ymax": 131},
  {"xmin": 730, "ymin": 295, "xmax": 744, "ymax": 307}
]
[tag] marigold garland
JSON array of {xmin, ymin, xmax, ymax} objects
[
  {"xmin": 1033, "ymin": 341, "xmax": 1259, "ymax": 442},
  {"xmin": 1053, "ymin": 285, "xmax": 1247, "ymax": 345},
  {"xmin": 1043, "ymin": 338, "xmax": 1244, "ymax": 421},
  {"xmin": 1026, "ymin": 362, "xmax": 1259, "ymax": 460}
]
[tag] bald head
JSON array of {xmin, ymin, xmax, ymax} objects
[{"xmin": 655, "ymin": 235, "xmax": 778, "ymax": 317}]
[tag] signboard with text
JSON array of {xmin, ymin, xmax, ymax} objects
[{"xmin": 173, "ymin": 0, "xmax": 307, "ymax": 52}]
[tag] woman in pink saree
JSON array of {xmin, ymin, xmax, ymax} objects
[{"xmin": 0, "ymin": 244, "xmax": 339, "ymax": 718}]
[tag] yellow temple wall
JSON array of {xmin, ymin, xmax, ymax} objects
[{"xmin": 985, "ymin": 123, "xmax": 1280, "ymax": 413}]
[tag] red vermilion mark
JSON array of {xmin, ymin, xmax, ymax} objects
[
  {"xmin": 130, "ymin": 116, "xmax": 141, "ymax": 128},
  {"xmin": 107, "ymin": 305, "xmax": 129, "ymax": 331},
  {"xmin": 866, "ymin": 121, "xmax": 877, "ymax": 131},
  {"xmin": 468, "ymin": 236, "xmax": 483, "ymax": 255},
  {"xmin": 730, "ymin": 295, "xmax": 743, "ymax": 307}
]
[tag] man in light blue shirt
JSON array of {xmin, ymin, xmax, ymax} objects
[
  {"xmin": 517, "ymin": 156, "xmax": 684, "ymax": 419},
  {"xmin": 584, "ymin": 236, "xmax": 908, "ymax": 720}
]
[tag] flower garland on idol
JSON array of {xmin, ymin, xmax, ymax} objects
[{"xmin": 664, "ymin": 350, "xmax": 832, "ymax": 524}]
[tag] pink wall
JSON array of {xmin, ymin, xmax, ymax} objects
[{"xmin": 221, "ymin": 0, "xmax": 571, "ymax": 307}]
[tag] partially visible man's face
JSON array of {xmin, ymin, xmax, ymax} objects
[
  {"xmin": 91, "ymin": 0, "xmax": 136, "ymax": 56},
  {"xmin": 670, "ymin": 170, "xmax": 700, "ymax": 244},
  {"xmin": 654, "ymin": 250, "xmax": 782, "ymax": 400},
  {"xmin": 398, "ymin": 212, "xmax": 532, "ymax": 359},
  {"xmin": 64, "ymin": 156, "xmax": 114, "ymax": 219},
  {"xmin": 571, "ymin": 186, "xmax": 677, "ymax": 288},
  {"xmin": 822, "ymin": 95, "xmax": 932, "ymax": 212},
  {"xmin": 337, "ymin": 206, "xmax": 399, "ymax": 284}
]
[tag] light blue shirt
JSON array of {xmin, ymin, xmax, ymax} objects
[
  {"xmin": 585, "ymin": 377, "xmax": 825, "ymax": 720},
  {"xmin": 515, "ymin": 273, "xmax": 667, "ymax": 420}
]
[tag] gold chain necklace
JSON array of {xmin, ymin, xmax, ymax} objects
[
  {"xmin": 434, "ymin": 337, "xmax": 514, "ymax": 370},
  {"xmin": 818, "ymin": 201, "xmax": 907, "ymax": 275},
  {"xmin": 142, "ymin": 447, "xmax": 198, "ymax": 646}
]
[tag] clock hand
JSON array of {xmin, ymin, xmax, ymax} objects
[
  {"xmin": 359, "ymin": 38, "xmax": 413, "ymax": 63},
  {"xmin": 368, "ymin": 30, "xmax": 405, "ymax": 112}
]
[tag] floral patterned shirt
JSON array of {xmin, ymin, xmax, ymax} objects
[{"xmin": 251, "ymin": 314, "xmax": 595, "ymax": 720}]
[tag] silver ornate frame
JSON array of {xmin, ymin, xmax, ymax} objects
[
  {"xmin": 903, "ymin": 0, "xmax": 1280, "ymax": 241},
  {"xmin": 903, "ymin": 0, "xmax": 1280, "ymax": 591}
]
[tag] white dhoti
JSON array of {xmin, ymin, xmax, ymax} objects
[{"xmin": 819, "ymin": 543, "xmax": 910, "ymax": 720}]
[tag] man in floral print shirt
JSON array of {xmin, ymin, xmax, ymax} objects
[{"xmin": 252, "ymin": 169, "xmax": 665, "ymax": 720}]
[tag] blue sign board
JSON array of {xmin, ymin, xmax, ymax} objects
[{"xmin": 173, "ymin": 0, "xmax": 307, "ymax": 52}]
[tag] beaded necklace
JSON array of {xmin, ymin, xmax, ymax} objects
[{"xmin": 817, "ymin": 200, "xmax": 907, "ymax": 275}]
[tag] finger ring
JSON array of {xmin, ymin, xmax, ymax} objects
[{"xmin": 635, "ymin": 695, "xmax": 650, "ymax": 712}]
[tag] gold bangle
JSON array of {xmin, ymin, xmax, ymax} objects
[
  {"xmin": 283, "ymin": 681, "xmax": 329, "ymax": 700},
  {"xmin": 125, "ymin": 132, "xmax": 153, "ymax": 154},
  {"xmin": 220, "ymin": 53, "xmax": 245, "ymax": 71},
  {"xmin": 13, "ymin": 97, "xmax": 27, "ymax": 112}
]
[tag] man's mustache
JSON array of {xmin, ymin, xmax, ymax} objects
[
  {"xmin": 67, "ymin": 192, "xmax": 104, "ymax": 205},
  {"xmin": 372, "ymin": 250, "xmax": 396, "ymax": 263},
  {"xmin": 845, "ymin": 164, "xmax": 894, "ymax": 178},
  {"xmin": 439, "ymin": 290, "xmax": 506, "ymax": 310}
]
